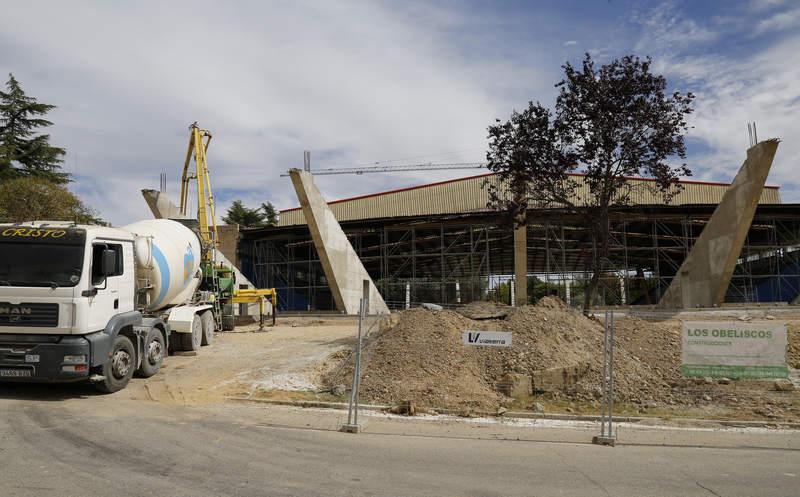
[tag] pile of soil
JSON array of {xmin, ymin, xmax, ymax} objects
[
  {"xmin": 788, "ymin": 322, "xmax": 800, "ymax": 369},
  {"xmin": 577, "ymin": 316, "xmax": 687, "ymax": 405},
  {"xmin": 328, "ymin": 307, "xmax": 502, "ymax": 410},
  {"xmin": 456, "ymin": 301, "xmax": 512, "ymax": 320},
  {"xmin": 324, "ymin": 297, "xmax": 679, "ymax": 409},
  {"xmin": 320, "ymin": 297, "xmax": 800, "ymax": 418}
]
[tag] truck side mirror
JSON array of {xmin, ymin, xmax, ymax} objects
[{"xmin": 101, "ymin": 249, "xmax": 116, "ymax": 276}]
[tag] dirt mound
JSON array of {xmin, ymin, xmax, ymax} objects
[
  {"xmin": 320, "ymin": 300, "xmax": 798, "ymax": 416},
  {"xmin": 480, "ymin": 301, "xmax": 597, "ymax": 379},
  {"xmin": 324, "ymin": 308, "xmax": 502, "ymax": 410},
  {"xmin": 456, "ymin": 301, "xmax": 512, "ymax": 320},
  {"xmin": 574, "ymin": 316, "xmax": 685, "ymax": 405},
  {"xmin": 323, "ymin": 298, "xmax": 677, "ymax": 409},
  {"xmin": 789, "ymin": 322, "xmax": 800, "ymax": 369},
  {"xmin": 534, "ymin": 295, "xmax": 571, "ymax": 311}
]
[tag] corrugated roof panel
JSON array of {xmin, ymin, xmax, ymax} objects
[{"xmin": 278, "ymin": 173, "xmax": 781, "ymax": 227}]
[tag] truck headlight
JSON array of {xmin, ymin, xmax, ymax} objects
[{"xmin": 63, "ymin": 355, "xmax": 87, "ymax": 365}]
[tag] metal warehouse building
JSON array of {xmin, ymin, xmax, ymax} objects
[{"xmin": 239, "ymin": 172, "xmax": 800, "ymax": 311}]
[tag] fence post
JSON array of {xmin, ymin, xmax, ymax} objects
[
  {"xmin": 593, "ymin": 310, "xmax": 616, "ymax": 446},
  {"xmin": 342, "ymin": 280, "xmax": 370, "ymax": 433}
]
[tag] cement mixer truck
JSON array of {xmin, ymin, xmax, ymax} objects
[{"xmin": 0, "ymin": 218, "xmax": 237, "ymax": 393}]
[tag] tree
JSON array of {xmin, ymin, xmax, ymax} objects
[
  {"xmin": 0, "ymin": 74, "xmax": 68, "ymax": 184},
  {"xmin": 0, "ymin": 176, "xmax": 101, "ymax": 224},
  {"xmin": 260, "ymin": 202, "xmax": 279, "ymax": 226},
  {"xmin": 485, "ymin": 53, "xmax": 694, "ymax": 309},
  {"xmin": 222, "ymin": 200, "xmax": 279, "ymax": 227},
  {"xmin": 485, "ymin": 103, "xmax": 575, "ymax": 228}
]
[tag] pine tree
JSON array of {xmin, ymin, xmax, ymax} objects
[
  {"xmin": 260, "ymin": 202, "xmax": 279, "ymax": 226},
  {"xmin": 222, "ymin": 200, "xmax": 267, "ymax": 227},
  {"xmin": 0, "ymin": 73, "xmax": 68, "ymax": 184}
]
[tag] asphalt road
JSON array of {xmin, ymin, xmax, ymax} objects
[{"xmin": 1, "ymin": 386, "xmax": 799, "ymax": 497}]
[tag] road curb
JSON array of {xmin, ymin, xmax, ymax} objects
[{"xmin": 225, "ymin": 396, "xmax": 800, "ymax": 429}]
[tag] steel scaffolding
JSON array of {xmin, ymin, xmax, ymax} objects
[{"xmin": 240, "ymin": 205, "xmax": 800, "ymax": 311}]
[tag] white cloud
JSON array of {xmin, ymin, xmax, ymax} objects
[
  {"xmin": 634, "ymin": 5, "xmax": 800, "ymax": 201},
  {"xmin": 0, "ymin": 1, "xmax": 551, "ymax": 225},
  {"xmin": 749, "ymin": 0, "xmax": 788, "ymax": 12},
  {"xmin": 3, "ymin": 0, "xmax": 799, "ymax": 226},
  {"xmin": 633, "ymin": 2, "xmax": 720, "ymax": 53},
  {"xmin": 754, "ymin": 5, "xmax": 800, "ymax": 33}
]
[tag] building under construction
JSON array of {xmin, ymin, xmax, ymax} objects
[{"xmin": 239, "ymin": 171, "xmax": 800, "ymax": 311}]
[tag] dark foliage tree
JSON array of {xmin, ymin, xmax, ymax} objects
[
  {"xmin": 0, "ymin": 74, "xmax": 68, "ymax": 184},
  {"xmin": 222, "ymin": 200, "xmax": 266, "ymax": 227},
  {"xmin": 485, "ymin": 103, "xmax": 577, "ymax": 228},
  {"xmin": 260, "ymin": 201, "xmax": 279, "ymax": 226},
  {"xmin": 485, "ymin": 53, "xmax": 694, "ymax": 309},
  {"xmin": 222, "ymin": 200, "xmax": 279, "ymax": 227}
]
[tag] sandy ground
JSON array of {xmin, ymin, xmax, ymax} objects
[{"xmin": 118, "ymin": 318, "xmax": 358, "ymax": 405}]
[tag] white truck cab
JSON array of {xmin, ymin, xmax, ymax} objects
[{"xmin": 0, "ymin": 222, "xmax": 169, "ymax": 392}]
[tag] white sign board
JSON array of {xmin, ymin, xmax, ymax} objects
[
  {"xmin": 682, "ymin": 321, "xmax": 787, "ymax": 378},
  {"xmin": 462, "ymin": 331, "xmax": 512, "ymax": 347}
]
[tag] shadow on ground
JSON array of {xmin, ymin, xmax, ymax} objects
[{"xmin": 0, "ymin": 381, "xmax": 102, "ymax": 401}]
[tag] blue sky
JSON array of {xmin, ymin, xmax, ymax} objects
[{"xmin": 1, "ymin": 0, "xmax": 798, "ymax": 225}]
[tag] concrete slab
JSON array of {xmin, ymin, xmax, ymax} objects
[
  {"xmin": 660, "ymin": 139, "xmax": 780, "ymax": 308},
  {"xmin": 141, "ymin": 189, "xmax": 186, "ymax": 220},
  {"xmin": 289, "ymin": 169, "xmax": 389, "ymax": 315}
]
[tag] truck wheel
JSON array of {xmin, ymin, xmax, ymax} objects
[
  {"xmin": 180, "ymin": 314, "xmax": 203, "ymax": 351},
  {"xmin": 136, "ymin": 328, "xmax": 165, "ymax": 378},
  {"xmin": 222, "ymin": 315, "xmax": 235, "ymax": 331},
  {"xmin": 95, "ymin": 335, "xmax": 136, "ymax": 394},
  {"xmin": 200, "ymin": 311, "xmax": 215, "ymax": 346}
]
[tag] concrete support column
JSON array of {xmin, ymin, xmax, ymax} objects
[
  {"xmin": 659, "ymin": 139, "xmax": 780, "ymax": 308},
  {"xmin": 289, "ymin": 169, "xmax": 389, "ymax": 315},
  {"xmin": 514, "ymin": 225, "xmax": 527, "ymax": 306}
]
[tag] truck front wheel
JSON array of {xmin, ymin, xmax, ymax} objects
[
  {"xmin": 95, "ymin": 335, "xmax": 136, "ymax": 393},
  {"xmin": 136, "ymin": 328, "xmax": 165, "ymax": 378}
]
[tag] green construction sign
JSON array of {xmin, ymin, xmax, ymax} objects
[{"xmin": 682, "ymin": 321, "xmax": 788, "ymax": 379}]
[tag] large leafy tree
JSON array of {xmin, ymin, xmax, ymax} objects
[
  {"xmin": 486, "ymin": 53, "xmax": 694, "ymax": 308},
  {"xmin": 0, "ymin": 177, "xmax": 101, "ymax": 224},
  {"xmin": 223, "ymin": 200, "xmax": 278, "ymax": 227},
  {"xmin": 0, "ymin": 74, "xmax": 68, "ymax": 184}
]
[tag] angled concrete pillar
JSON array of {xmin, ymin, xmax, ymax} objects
[
  {"xmin": 141, "ymin": 189, "xmax": 187, "ymax": 220},
  {"xmin": 288, "ymin": 169, "xmax": 389, "ymax": 315},
  {"xmin": 659, "ymin": 139, "xmax": 780, "ymax": 308}
]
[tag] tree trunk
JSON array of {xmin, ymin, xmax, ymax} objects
[{"xmin": 583, "ymin": 209, "xmax": 610, "ymax": 314}]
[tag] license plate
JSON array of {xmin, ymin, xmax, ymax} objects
[
  {"xmin": 25, "ymin": 354, "xmax": 40, "ymax": 363},
  {"xmin": 0, "ymin": 369, "xmax": 32, "ymax": 377}
]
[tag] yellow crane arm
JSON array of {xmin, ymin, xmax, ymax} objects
[{"xmin": 179, "ymin": 122, "xmax": 218, "ymax": 258}]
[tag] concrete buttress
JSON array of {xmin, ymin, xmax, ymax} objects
[
  {"xmin": 142, "ymin": 189, "xmax": 186, "ymax": 220},
  {"xmin": 288, "ymin": 169, "xmax": 390, "ymax": 315},
  {"xmin": 659, "ymin": 139, "xmax": 780, "ymax": 308}
]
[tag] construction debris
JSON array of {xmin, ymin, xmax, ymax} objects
[{"xmin": 321, "ymin": 296, "xmax": 800, "ymax": 421}]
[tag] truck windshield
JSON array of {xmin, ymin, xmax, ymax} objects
[{"xmin": 0, "ymin": 243, "xmax": 85, "ymax": 287}]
